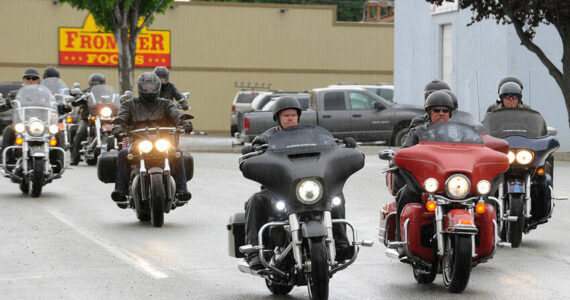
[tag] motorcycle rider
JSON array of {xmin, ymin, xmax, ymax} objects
[
  {"xmin": 487, "ymin": 76, "xmax": 525, "ymax": 112},
  {"xmin": 242, "ymin": 96, "xmax": 356, "ymax": 269},
  {"xmin": 70, "ymin": 73, "xmax": 106, "ymax": 165},
  {"xmin": 152, "ymin": 66, "xmax": 189, "ymax": 110},
  {"xmin": 394, "ymin": 91, "xmax": 454, "ymax": 244},
  {"xmin": 494, "ymin": 81, "xmax": 529, "ymax": 110},
  {"xmin": 407, "ymin": 79, "xmax": 451, "ymax": 131},
  {"xmin": 43, "ymin": 66, "xmax": 61, "ymax": 79},
  {"xmin": 110, "ymin": 72, "xmax": 193, "ymax": 206}
]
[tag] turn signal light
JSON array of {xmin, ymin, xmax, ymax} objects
[
  {"xmin": 459, "ymin": 219, "xmax": 473, "ymax": 225},
  {"xmin": 475, "ymin": 202, "xmax": 486, "ymax": 214},
  {"xmin": 426, "ymin": 200, "xmax": 437, "ymax": 212},
  {"xmin": 66, "ymin": 116, "xmax": 73, "ymax": 123},
  {"xmin": 49, "ymin": 138, "xmax": 57, "ymax": 146},
  {"xmin": 90, "ymin": 116, "xmax": 95, "ymax": 121},
  {"xmin": 537, "ymin": 168, "xmax": 545, "ymax": 175},
  {"xmin": 15, "ymin": 137, "xmax": 23, "ymax": 145}
]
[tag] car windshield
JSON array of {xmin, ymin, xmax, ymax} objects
[
  {"xmin": 268, "ymin": 125, "xmax": 336, "ymax": 150},
  {"xmin": 88, "ymin": 84, "xmax": 120, "ymax": 108},
  {"xmin": 416, "ymin": 121, "xmax": 483, "ymax": 144},
  {"xmin": 483, "ymin": 108, "xmax": 548, "ymax": 138},
  {"xmin": 12, "ymin": 85, "xmax": 58, "ymax": 125}
]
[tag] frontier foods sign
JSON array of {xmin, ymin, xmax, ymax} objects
[{"xmin": 59, "ymin": 14, "xmax": 170, "ymax": 67}]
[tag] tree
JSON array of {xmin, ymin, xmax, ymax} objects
[
  {"xmin": 427, "ymin": 0, "xmax": 570, "ymax": 127},
  {"xmin": 59, "ymin": 0, "xmax": 174, "ymax": 93}
]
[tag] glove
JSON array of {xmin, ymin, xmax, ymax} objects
[
  {"xmin": 343, "ymin": 137, "xmax": 357, "ymax": 148},
  {"xmin": 112, "ymin": 126, "xmax": 125, "ymax": 139},
  {"xmin": 242, "ymin": 145, "xmax": 256, "ymax": 155},
  {"xmin": 178, "ymin": 100, "xmax": 189, "ymax": 110},
  {"xmin": 182, "ymin": 122, "xmax": 194, "ymax": 133},
  {"xmin": 251, "ymin": 135, "xmax": 268, "ymax": 145},
  {"xmin": 58, "ymin": 104, "xmax": 72, "ymax": 115}
]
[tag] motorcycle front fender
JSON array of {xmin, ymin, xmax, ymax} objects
[
  {"xmin": 301, "ymin": 219, "xmax": 327, "ymax": 238},
  {"xmin": 444, "ymin": 209, "xmax": 477, "ymax": 235}
]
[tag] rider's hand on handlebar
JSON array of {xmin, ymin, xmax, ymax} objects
[
  {"xmin": 182, "ymin": 122, "xmax": 193, "ymax": 133},
  {"xmin": 178, "ymin": 100, "xmax": 189, "ymax": 110},
  {"xmin": 251, "ymin": 135, "xmax": 268, "ymax": 146},
  {"xmin": 343, "ymin": 137, "xmax": 357, "ymax": 148},
  {"xmin": 241, "ymin": 145, "xmax": 256, "ymax": 155}
]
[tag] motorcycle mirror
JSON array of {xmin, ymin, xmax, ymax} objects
[
  {"xmin": 73, "ymin": 82, "xmax": 80, "ymax": 89},
  {"xmin": 378, "ymin": 149, "xmax": 395, "ymax": 161},
  {"xmin": 547, "ymin": 126, "xmax": 558, "ymax": 136},
  {"xmin": 180, "ymin": 113, "xmax": 194, "ymax": 120}
]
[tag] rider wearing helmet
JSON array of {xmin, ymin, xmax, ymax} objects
[
  {"xmin": 70, "ymin": 73, "xmax": 107, "ymax": 165},
  {"xmin": 110, "ymin": 72, "xmax": 193, "ymax": 207},
  {"xmin": 43, "ymin": 66, "xmax": 60, "ymax": 79},
  {"xmin": 497, "ymin": 81, "xmax": 526, "ymax": 109},
  {"xmin": 152, "ymin": 66, "xmax": 189, "ymax": 110},
  {"xmin": 487, "ymin": 76, "xmax": 525, "ymax": 112},
  {"xmin": 241, "ymin": 96, "xmax": 354, "ymax": 269},
  {"xmin": 407, "ymin": 79, "xmax": 451, "ymax": 132}
]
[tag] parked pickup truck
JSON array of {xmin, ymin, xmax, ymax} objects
[{"xmin": 238, "ymin": 86, "xmax": 424, "ymax": 146}]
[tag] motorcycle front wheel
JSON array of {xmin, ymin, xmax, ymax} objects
[
  {"xmin": 150, "ymin": 173, "xmax": 165, "ymax": 227},
  {"xmin": 442, "ymin": 235, "xmax": 472, "ymax": 293},
  {"xmin": 507, "ymin": 194, "xmax": 524, "ymax": 248},
  {"xmin": 306, "ymin": 238, "xmax": 329, "ymax": 300},
  {"xmin": 31, "ymin": 159, "xmax": 43, "ymax": 198}
]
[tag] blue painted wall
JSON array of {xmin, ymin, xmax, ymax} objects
[{"xmin": 394, "ymin": 1, "xmax": 569, "ymax": 150}]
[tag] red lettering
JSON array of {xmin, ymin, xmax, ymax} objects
[
  {"xmin": 93, "ymin": 35, "xmax": 104, "ymax": 49},
  {"xmin": 139, "ymin": 36, "xmax": 149, "ymax": 50},
  {"xmin": 80, "ymin": 35, "xmax": 91, "ymax": 49},
  {"xmin": 97, "ymin": 54, "xmax": 109, "ymax": 64},
  {"xmin": 105, "ymin": 35, "xmax": 117, "ymax": 49},
  {"xmin": 110, "ymin": 54, "xmax": 118, "ymax": 64},
  {"xmin": 65, "ymin": 31, "xmax": 78, "ymax": 48},
  {"xmin": 151, "ymin": 34, "xmax": 164, "ymax": 51}
]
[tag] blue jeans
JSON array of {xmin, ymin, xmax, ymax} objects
[{"xmin": 114, "ymin": 147, "xmax": 187, "ymax": 193}]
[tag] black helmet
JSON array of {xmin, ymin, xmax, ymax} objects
[
  {"xmin": 137, "ymin": 72, "xmax": 161, "ymax": 103},
  {"xmin": 43, "ymin": 66, "xmax": 60, "ymax": 79},
  {"xmin": 23, "ymin": 67, "xmax": 40, "ymax": 79},
  {"xmin": 88, "ymin": 73, "xmax": 106, "ymax": 87},
  {"xmin": 272, "ymin": 96, "xmax": 302, "ymax": 122},
  {"xmin": 153, "ymin": 66, "xmax": 169, "ymax": 81},
  {"xmin": 445, "ymin": 90, "xmax": 458, "ymax": 110},
  {"xmin": 424, "ymin": 79, "xmax": 450, "ymax": 100},
  {"xmin": 499, "ymin": 81, "xmax": 523, "ymax": 103},
  {"xmin": 425, "ymin": 90, "xmax": 454, "ymax": 116},
  {"xmin": 497, "ymin": 76, "xmax": 523, "ymax": 93}
]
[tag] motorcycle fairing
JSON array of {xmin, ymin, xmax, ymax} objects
[{"xmin": 503, "ymin": 135, "xmax": 559, "ymax": 168}]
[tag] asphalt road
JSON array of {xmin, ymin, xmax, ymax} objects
[{"xmin": 1, "ymin": 148, "xmax": 570, "ymax": 299}]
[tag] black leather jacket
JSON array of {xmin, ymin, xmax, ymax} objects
[
  {"xmin": 252, "ymin": 126, "xmax": 280, "ymax": 145},
  {"xmin": 159, "ymin": 82, "xmax": 183, "ymax": 101},
  {"xmin": 401, "ymin": 123, "xmax": 429, "ymax": 148},
  {"xmin": 112, "ymin": 96, "xmax": 189, "ymax": 135}
]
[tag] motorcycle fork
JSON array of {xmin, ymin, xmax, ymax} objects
[
  {"xmin": 525, "ymin": 174, "xmax": 532, "ymax": 218},
  {"xmin": 95, "ymin": 116, "xmax": 102, "ymax": 150},
  {"xmin": 324, "ymin": 211, "xmax": 337, "ymax": 265},
  {"xmin": 288, "ymin": 213, "xmax": 304, "ymax": 270},
  {"xmin": 139, "ymin": 159, "xmax": 148, "ymax": 201},
  {"xmin": 435, "ymin": 206, "xmax": 444, "ymax": 256},
  {"xmin": 164, "ymin": 157, "xmax": 173, "ymax": 201}
]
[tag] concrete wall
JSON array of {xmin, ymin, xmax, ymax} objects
[
  {"xmin": 394, "ymin": 1, "xmax": 569, "ymax": 150},
  {"xmin": 0, "ymin": 0, "xmax": 394, "ymax": 134}
]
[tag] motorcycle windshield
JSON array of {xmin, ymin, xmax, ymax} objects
[
  {"xmin": 12, "ymin": 85, "xmax": 58, "ymax": 125},
  {"xmin": 267, "ymin": 124, "xmax": 337, "ymax": 151},
  {"xmin": 40, "ymin": 77, "xmax": 71, "ymax": 105},
  {"xmin": 483, "ymin": 108, "xmax": 548, "ymax": 138},
  {"xmin": 416, "ymin": 121, "xmax": 484, "ymax": 144},
  {"xmin": 88, "ymin": 85, "xmax": 120, "ymax": 108}
]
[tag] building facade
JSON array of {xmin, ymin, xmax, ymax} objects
[
  {"xmin": 0, "ymin": 0, "xmax": 394, "ymax": 134},
  {"xmin": 394, "ymin": 0, "xmax": 569, "ymax": 150}
]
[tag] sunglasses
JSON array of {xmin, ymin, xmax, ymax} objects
[
  {"xmin": 431, "ymin": 107, "xmax": 450, "ymax": 113},
  {"xmin": 501, "ymin": 94, "xmax": 520, "ymax": 100},
  {"xmin": 23, "ymin": 76, "xmax": 39, "ymax": 80}
]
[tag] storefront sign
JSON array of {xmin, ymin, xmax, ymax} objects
[{"xmin": 59, "ymin": 14, "xmax": 170, "ymax": 67}]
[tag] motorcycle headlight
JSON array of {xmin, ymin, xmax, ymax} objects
[
  {"xmin": 476, "ymin": 180, "xmax": 491, "ymax": 195},
  {"xmin": 445, "ymin": 174, "xmax": 470, "ymax": 199},
  {"xmin": 507, "ymin": 151, "xmax": 515, "ymax": 164},
  {"xmin": 138, "ymin": 140, "xmax": 153, "ymax": 153},
  {"xmin": 155, "ymin": 139, "xmax": 171, "ymax": 152},
  {"xmin": 296, "ymin": 179, "xmax": 323, "ymax": 204},
  {"xmin": 424, "ymin": 178, "xmax": 439, "ymax": 193},
  {"xmin": 100, "ymin": 107, "xmax": 113, "ymax": 118},
  {"xmin": 14, "ymin": 123, "xmax": 25, "ymax": 133},
  {"xmin": 29, "ymin": 120, "xmax": 45, "ymax": 136},
  {"xmin": 48, "ymin": 124, "xmax": 59, "ymax": 135},
  {"xmin": 515, "ymin": 149, "xmax": 534, "ymax": 165}
]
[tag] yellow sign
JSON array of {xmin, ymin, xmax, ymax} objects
[{"xmin": 59, "ymin": 14, "xmax": 171, "ymax": 67}]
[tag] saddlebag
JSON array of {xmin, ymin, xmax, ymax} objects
[
  {"xmin": 474, "ymin": 204, "xmax": 497, "ymax": 262},
  {"xmin": 182, "ymin": 152, "xmax": 194, "ymax": 181},
  {"xmin": 401, "ymin": 203, "xmax": 435, "ymax": 261},
  {"xmin": 97, "ymin": 151, "xmax": 118, "ymax": 183},
  {"xmin": 227, "ymin": 213, "xmax": 246, "ymax": 258}
]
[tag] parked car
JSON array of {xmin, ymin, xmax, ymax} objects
[
  {"xmin": 238, "ymin": 86, "xmax": 423, "ymax": 145},
  {"xmin": 328, "ymin": 84, "xmax": 394, "ymax": 102},
  {"xmin": 230, "ymin": 90, "xmax": 261, "ymax": 136},
  {"xmin": 0, "ymin": 81, "xmax": 25, "ymax": 132},
  {"xmin": 261, "ymin": 93, "xmax": 310, "ymax": 111}
]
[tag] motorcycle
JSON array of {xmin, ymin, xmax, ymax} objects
[
  {"xmin": 97, "ymin": 118, "xmax": 194, "ymax": 227},
  {"xmin": 1, "ymin": 85, "xmax": 66, "ymax": 197},
  {"xmin": 75, "ymin": 84, "xmax": 121, "ymax": 165},
  {"xmin": 378, "ymin": 121, "xmax": 509, "ymax": 293},
  {"xmin": 227, "ymin": 125, "xmax": 372, "ymax": 299},
  {"xmin": 483, "ymin": 108, "xmax": 566, "ymax": 247},
  {"xmin": 40, "ymin": 77, "xmax": 75, "ymax": 150}
]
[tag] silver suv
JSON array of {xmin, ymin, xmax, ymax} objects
[{"xmin": 230, "ymin": 90, "xmax": 264, "ymax": 136}]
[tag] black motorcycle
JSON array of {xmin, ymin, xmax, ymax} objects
[
  {"xmin": 98, "ymin": 120, "xmax": 194, "ymax": 227},
  {"xmin": 483, "ymin": 108, "xmax": 567, "ymax": 247},
  {"xmin": 227, "ymin": 125, "xmax": 372, "ymax": 299}
]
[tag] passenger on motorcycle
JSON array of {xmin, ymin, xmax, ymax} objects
[
  {"xmin": 43, "ymin": 66, "xmax": 60, "ymax": 79},
  {"xmin": 242, "ymin": 96, "xmax": 356, "ymax": 269},
  {"xmin": 153, "ymin": 66, "xmax": 189, "ymax": 110},
  {"xmin": 407, "ymin": 79, "xmax": 451, "ymax": 131},
  {"xmin": 394, "ymin": 91, "xmax": 454, "ymax": 244},
  {"xmin": 494, "ymin": 81, "xmax": 530, "ymax": 110},
  {"xmin": 110, "ymin": 72, "xmax": 193, "ymax": 204},
  {"xmin": 70, "ymin": 73, "xmax": 106, "ymax": 165},
  {"xmin": 487, "ymin": 76, "xmax": 525, "ymax": 112}
]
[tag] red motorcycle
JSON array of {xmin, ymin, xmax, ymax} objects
[{"xmin": 378, "ymin": 121, "xmax": 509, "ymax": 293}]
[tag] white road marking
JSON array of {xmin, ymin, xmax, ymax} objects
[{"xmin": 38, "ymin": 201, "xmax": 169, "ymax": 279}]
